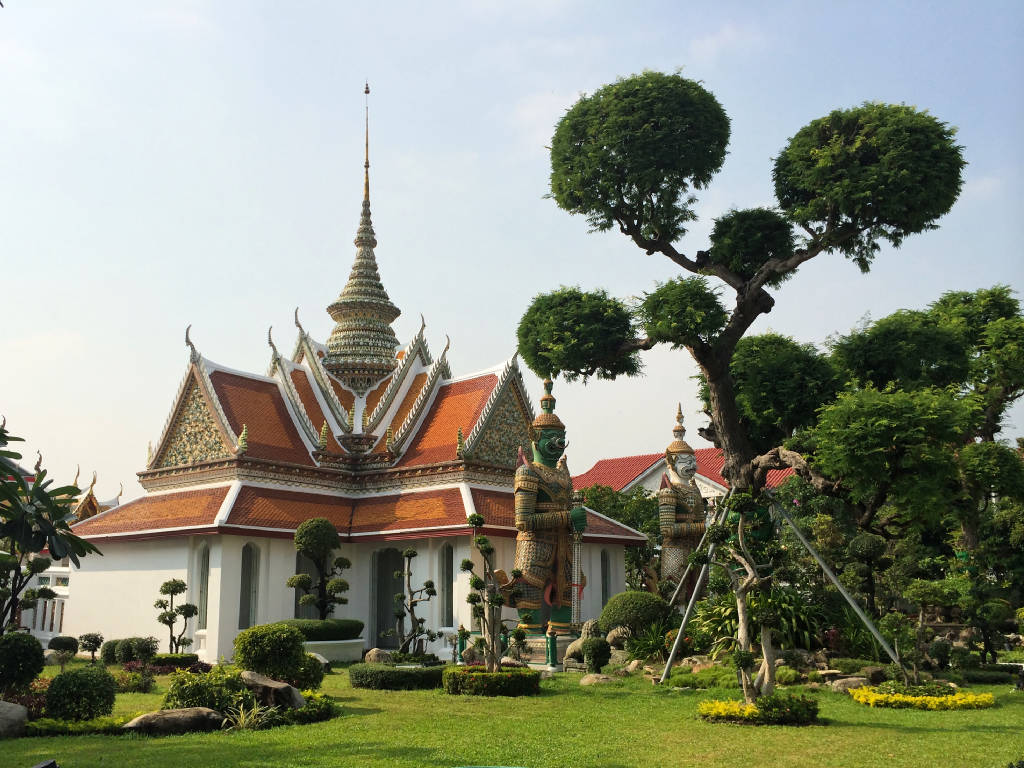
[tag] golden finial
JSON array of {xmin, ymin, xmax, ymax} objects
[
  {"xmin": 386, "ymin": 426, "xmax": 394, "ymax": 451},
  {"xmin": 348, "ymin": 404, "xmax": 356, "ymax": 426},
  {"xmin": 362, "ymin": 409, "xmax": 369, "ymax": 430},
  {"xmin": 236, "ymin": 424, "xmax": 249, "ymax": 453},
  {"xmin": 456, "ymin": 427, "xmax": 466, "ymax": 458},
  {"xmin": 363, "ymin": 82, "xmax": 370, "ymax": 202},
  {"xmin": 318, "ymin": 421, "xmax": 329, "ymax": 450}
]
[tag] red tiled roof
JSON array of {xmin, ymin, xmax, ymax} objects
[
  {"xmin": 573, "ymin": 448, "xmax": 794, "ymax": 492},
  {"xmin": 469, "ymin": 489, "xmax": 645, "ymax": 543},
  {"xmin": 572, "ymin": 453, "xmax": 662, "ymax": 492},
  {"xmin": 225, "ymin": 486, "xmax": 467, "ymax": 534},
  {"xmin": 289, "ymin": 369, "xmax": 342, "ymax": 453},
  {"xmin": 73, "ymin": 486, "xmax": 229, "ymax": 537},
  {"xmin": 209, "ymin": 371, "xmax": 313, "ymax": 466},
  {"xmin": 398, "ymin": 375, "xmax": 497, "ymax": 467}
]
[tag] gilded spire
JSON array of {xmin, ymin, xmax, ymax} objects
[
  {"xmin": 324, "ymin": 83, "xmax": 402, "ymax": 395},
  {"xmin": 666, "ymin": 403, "xmax": 694, "ymax": 455}
]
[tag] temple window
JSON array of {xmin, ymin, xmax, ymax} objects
[{"xmin": 238, "ymin": 543, "xmax": 259, "ymax": 629}]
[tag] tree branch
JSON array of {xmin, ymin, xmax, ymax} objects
[{"xmin": 751, "ymin": 446, "xmax": 838, "ymax": 494}]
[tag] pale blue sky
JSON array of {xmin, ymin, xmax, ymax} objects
[{"xmin": 2, "ymin": 1, "xmax": 1022, "ymax": 498}]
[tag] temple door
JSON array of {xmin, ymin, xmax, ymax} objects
[{"xmin": 372, "ymin": 548, "xmax": 404, "ymax": 648}]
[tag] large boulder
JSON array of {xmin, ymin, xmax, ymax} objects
[
  {"xmin": 309, "ymin": 652, "xmax": 331, "ymax": 672},
  {"xmin": 580, "ymin": 674, "xmax": 614, "ymax": 686},
  {"xmin": 364, "ymin": 647, "xmax": 393, "ymax": 665},
  {"xmin": 122, "ymin": 707, "xmax": 222, "ymax": 735},
  {"xmin": 0, "ymin": 700, "xmax": 28, "ymax": 738},
  {"xmin": 606, "ymin": 626, "xmax": 631, "ymax": 649},
  {"xmin": 240, "ymin": 671, "xmax": 305, "ymax": 710},
  {"xmin": 831, "ymin": 676, "xmax": 868, "ymax": 694}
]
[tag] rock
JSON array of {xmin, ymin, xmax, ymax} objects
[
  {"xmin": 861, "ymin": 666, "xmax": 887, "ymax": 685},
  {"xmin": 540, "ymin": 670, "xmax": 555, "ymax": 679},
  {"xmin": 563, "ymin": 637, "xmax": 585, "ymax": 662},
  {"xmin": 122, "ymin": 707, "xmax": 222, "ymax": 735},
  {"xmin": 830, "ymin": 676, "xmax": 868, "ymax": 694},
  {"xmin": 499, "ymin": 656, "xmax": 526, "ymax": 668},
  {"xmin": 580, "ymin": 674, "xmax": 614, "ymax": 686},
  {"xmin": 0, "ymin": 700, "xmax": 28, "ymax": 738},
  {"xmin": 309, "ymin": 652, "xmax": 331, "ymax": 672},
  {"xmin": 818, "ymin": 668, "xmax": 843, "ymax": 678},
  {"xmin": 679, "ymin": 655, "xmax": 710, "ymax": 667},
  {"xmin": 364, "ymin": 647, "xmax": 394, "ymax": 665},
  {"xmin": 626, "ymin": 659, "xmax": 644, "ymax": 673},
  {"xmin": 606, "ymin": 626, "xmax": 631, "ymax": 649},
  {"xmin": 610, "ymin": 668, "xmax": 629, "ymax": 677},
  {"xmin": 42, "ymin": 650, "xmax": 59, "ymax": 666},
  {"xmin": 240, "ymin": 671, "xmax": 306, "ymax": 710},
  {"xmin": 580, "ymin": 619, "xmax": 601, "ymax": 639}
]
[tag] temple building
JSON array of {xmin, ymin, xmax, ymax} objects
[{"xmin": 66, "ymin": 108, "xmax": 644, "ymax": 661}]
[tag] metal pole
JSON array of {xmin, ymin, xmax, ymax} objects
[
  {"xmin": 659, "ymin": 546, "xmax": 715, "ymax": 683},
  {"xmin": 772, "ymin": 502, "xmax": 901, "ymax": 667},
  {"xmin": 668, "ymin": 490, "xmax": 732, "ymax": 607}
]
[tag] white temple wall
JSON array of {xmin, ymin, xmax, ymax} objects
[{"xmin": 63, "ymin": 538, "xmax": 190, "ymax": 653}]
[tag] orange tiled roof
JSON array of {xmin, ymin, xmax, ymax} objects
[
  {"xmin": 225, "ymin": 486, "xmax": 468, "ymax": 534},
  {"xmin": 573, "ymin": 448, "xmax": 794, "ymax": 491},
  {"xmin": 289, "ymin": 369, "xmax": 342, "ymax": 453},
  {"xmin": 364, "ymin": 374, "xmax": 393, "ymax": 415},
  {"xmin": 398, "ymin": 375, "xmax": 497, "ymax": 467},
  {"xmin": 73, "ymin": 486, "xmax": 229, "ymax": 537},
  {"xmin": 326, "ymin": 374, "xmax": 355, "ymax": 414},
  {"xmin": 209, "ymin": 371, "xmax": 313, "ymax": 466},
  {"xmin": 469, "ymin": 488, "xmax": 644, "ymax": 543},
  {"xmin": 388, "ymin": 372, "xmax": 429, "ymax": 437}
]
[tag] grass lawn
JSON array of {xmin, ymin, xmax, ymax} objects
[{"xmin": 5, "ymin": 667, "xmax": 1023, "ymax": 768}]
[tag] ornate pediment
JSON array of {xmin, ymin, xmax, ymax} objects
[
  {"xmin": 464, "ymin": 384, "xmax": 532, "ymax": 468},
  {"xmin": 153, "ymin": 377, "xmax": 234, "ymax": 469}
]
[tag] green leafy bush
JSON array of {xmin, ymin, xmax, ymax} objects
[
  {"xmin": 115, "ymin": 669, "xmax": 155, "ymax": 693},
  {"xmin": 831, "ymin": 657, "xmax": 876, "ymax": 675},
  {"xmin": 24, "ymin": 714, "xmax": 136, "ymax": 737},
  {"xmin": 599, "ymin": 591, "xmax": 671, "ymax": 635},
  {"xmin": 285, "ymin": 653, "xmax": 325, "ymax": 690},
  {"xmin": 442, "ymin": 665, "xmax": 540, "ymax": 696},
  {"xmin": 4, "ymin": 677, "xmax": 49, "ymax": 719},
  {"xmin": 234, "ymin": 624, "xmax": 306, "ymax": 682},
  {"xmin": 47, "ymin": 635, "xmax": 79, "ymax": 654},
  {"xmin": 100, "ymin": 639, "xmax": 120, "ymax": 665},
  {"xmin": 775, "ymin": 665, "xmax": 800, "ymax": 685},
  {"xmin": 752, "ymin": 691, "xmax": 819, "ymax": 725},
  {"xmin": 163, "ymin": 665, "xmax": 255, "ymax": 712},
  {"xmin": 0, "ymin": 632, "xmax": 44, "ymax": 695},
  {"xmin": 45, "ymin": 665, "xmax": 117, "ymax": 721},
  {"xmin": 78, "ymin": 633, "xmax": 103, "ymax": 662},
  {"xmin": 582, "ymin": 637, "xmax": 612, "ymax": 673},
  {"xmin": 668, "ymin": 666, "xmax": 740, "ymax": 689},
  {"xmin": 284, "ymin": 690, "xmax": 340, "ymax": 724},
  {"xmin": 950, "ymin": 646, "xmax": 981, "ymax": 669},
  {"xmin": 961, "ymin": 669, "xmax": 1014, "ymax": 684},
  {"xmin": 928, "ymin": 639, "xmax": 951, "ymax": 670},
  {"xmin": 876, "ymin": 679, "xmax": 954, "ymax": 697},
  {"xmin": 348, "ymin": 663, "xmax": 444, "ymax": 690},
  {"xmin": 625, "ymin": 619, "xmax": 673, "ymax": 661},
  {"xmin": 390, "ymin": 652, "xmax": 443, "ymax": 666},
  {"xmin": 807, "ymin": 670, "xmax": 823, "ymax": 683},
  {"xmin": 115, "ymin": 636, "xmax": 158, "ymax": 664},
  {"xmin": 273, "ymin": 618, "xmax": 364, "ymax": 641},
  {"xmin": 151, "ymin": 653, "xmax": 199, "ymax": 668}
]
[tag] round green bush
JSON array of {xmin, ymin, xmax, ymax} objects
[
  {"xmin": 0, "ymin": 632, "xmax": 44, "ymax": 694},
  {"xmin": 48, "ymin": 635, "xmax": 79, "ymax": 654},
  {"xmin": 286, "ymin": 653, "xmax": 325, "ymax": 690},
  {"xmin": 100, "ymin": 639, "xmax": 120, "ymax": 665},
  {"xmin": 599, "ymin": 591, "xmax": 671, "ymax": 635},
  {"xmin": 233, "ymin": 623, "xmax": 306, "ymax": 682},
  {"xmin": 441, "ymin": 665, "xmax": 540, "ymax": 697},
  {"xmin": 775, "ymin": 665, "xmax": 800, "ymax": 685},
  {"xmin": 114, "ymin": 637, "xmax": 158, "ymax": 664},
  {"xmin": 163, "ymin": 665, "xmax": 255, "ymax": 712},
  {"xmin": 348, "ymin": 663, "xmax": 444, "ymax": 691},
  {"xmin": 582, "ymin": 637, "xmax": 611, "ymax": 673},
  {"xmin": 273, "ymin": 618, "xmax": 364, "ymax": 641},
  {"xmin": 46, "ymin": 665, "xmax": 117, "ymax": 721}
]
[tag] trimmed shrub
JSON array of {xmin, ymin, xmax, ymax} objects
[
  {"xmin": 698, "ymin": 692, "xmax": 819, "ymax": 725},
  {"xmin": 928, "ymin": 638, "xmax": 951, "ymax": 670},
  {"xmin": 115, "ymin": 636, "xmax": 158, "ymax": 664},
  {"xmin": 348, "ymin": 663, "xmax": 444, "ymax": 691},
  {"xmin": 234, "ymin": 624, "xmax": 306, "ymax": 682},
  {"xmin": 599, "ymin": 591, "xmax": 671, "ymax": 635},
  {"xmin": 24, "ymin": 714, "xmax": 136, "ymax": 737},
  {"xmin": 0, "ymin": 632, "xmax": 44, "ymax": 695},
  {"xmin": 285, "ymin": 653, "xmax": 326, "ymax": 690},
  {"xmin": 962, "ymin": 668, "xmax": 1014, "ymax": 684},
  {"xmin": 442, "ymin": 665, "xmax": 541, "ymax": 697},
  {"xmin": 283, "ymin": 690, "xmax": 340, "ymax": 724},
  {"xmin": 100, "ymin": 639, "xmax": 120, "ymax": 665},
  {"xmin": 274, "ymin": 618, "xmax": 364, "ymax": 641},
  {"xmin": 775, "ymin": 665, "xmax": 800, "ymax": 685},
  {"xmin": 114, "ymin": 669, "xmax": 155, "ymax": 693},
  {"xmin": 582, "ymin": 637, "xmax": 612, "ymax": 673},
  {"xmin": 850, "ymin": 685, "xmax": 994, "ymax": 710},
  {"xmin": 668, "ymin": 666, "xmax": 740, "ymax": 689},
  {"xmin": 45, "ymin": 665, "xmax": 117, "ymax": 721},
  {"xmin": 47, "ymin": 635, "xmax": 79, "ymax": 654},
  {"xmin": 151, "ymin": 653, "xmax": 200, "ymax": 668},
  {"xmin": 163, "ymin": 665, "xmax": 255, "ymax": 712},
  {"xmin": 391, "ymin": 652, "xmax": 443, "ymax": 666}
]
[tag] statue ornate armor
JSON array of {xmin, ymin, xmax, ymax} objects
[{"xmin": 656, "ymin": 406, "xmax": 707, "ymax": 584}]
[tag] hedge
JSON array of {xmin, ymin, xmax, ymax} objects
[
  {"xmin": 152, "ymin": 653, "xmax": 200, "ymax": 669},
  {"xmin": 274, "ymin": 618, "xmax": 364, "ymax": 641},
  {"xmin": 234, "ymin": 624, "xmax": 306, "ymax": 682},
  {"xmin": 442, "ymin": 665, "xmax": 541, "ymax": 697},
  {"xmin": 348, "ymin": 663, "xmax": 444, "ymax": 690}
]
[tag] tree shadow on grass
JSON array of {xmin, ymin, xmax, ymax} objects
[{"xmin": 825, "ymin": 718, "xmax": 1018, "ymax": 734}]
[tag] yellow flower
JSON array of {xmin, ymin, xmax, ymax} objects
[{"xmin": 849, "ymin": 686, "xmax": 994, "ymax": 710}]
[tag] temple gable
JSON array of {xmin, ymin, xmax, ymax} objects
[
  {"xmin": 466, "ymin": 384, "xmax": 532, "ymax": 467},
  {"xmin": 153, "ymin": 377, "xmax": 234, "ymax": 468}
]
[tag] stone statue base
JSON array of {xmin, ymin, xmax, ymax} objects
[{"xmin": 519, "ymin": 634, "xmax": 576, "ymax": 669}]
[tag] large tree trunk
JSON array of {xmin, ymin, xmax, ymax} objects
[
  {"xmin": 695, "ymin": 350, "xmax": 758, "ymax": 491},
  {"xmin": 756, "ymin": 623, "xmax": 777, "ymax": 697},
  {"xmin": 735, "ymin": 589, "xmax": 755, "ymax": 704}
]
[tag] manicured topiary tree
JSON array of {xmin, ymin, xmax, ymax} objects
[
  {"xmin": 78, "ymin": 632, "xmax": 103, "ymax": 663},
  {"xmin": 286, "ymin": 517, "xmax": 351, "ymax": 620},
  {"xmin": 233, "ymin": 623, "xmax": 306, "ymax": 682},
  {"xmin": 0, "ymin": 631, "xmax": 43, "ymax": 695},
  {"xmin": 388, "ymin": 547, "xmax": 438, "ymax": 654},
  {"xmin": 46, "ymin": 664, "xmax": 117, "ymax": 721},
  {"xmin": 154, "ymin": 578, "xmax": 198, "ymax": 653},
  {"xmin": 599, "ymin": 591, "xmax": 671, "ymax": 635},
  {"xmin": 48, "ymin": 635, "xmax": 79, "ymax": 672}
]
